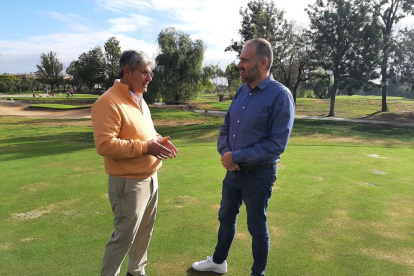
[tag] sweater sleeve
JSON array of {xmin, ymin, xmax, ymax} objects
[{"xmin": 91, "ymin": 100, "xmax": 148, "ymax": 158}]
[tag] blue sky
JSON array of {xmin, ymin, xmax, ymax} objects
[{"xmin": 1, "ymin": 0, "xmax": 413, "ymax": 74}]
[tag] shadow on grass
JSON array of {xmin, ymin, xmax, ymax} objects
[
  {"xmin": 157, "ymin": 119, "xmax": 414, "ymax": 146},
  {"xmin": 0, "ymin": 131, "xmax": 94, "ymax": 161},
  {"xmin": 292, "ymin": 119, "xmax": 414, "ymax": 142},
  {"xmin": 157, "ymin": 122, "xmax": 222, "ymax": 142},
  {"xmin": 186, "ymin": 267, "xmax": 225, "ymax": 276},
  {"xmin": 1, "ymin": 118, "xmax": 413, "ymax": 163},
  {"xmin": 361, "ymin": 111, "xmax": 414, "ymax": 122}
]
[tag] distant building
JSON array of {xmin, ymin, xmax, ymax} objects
[
  {"xmin": 13, "ymin": 72, "xmax": 37, "ymax": 80},
  {"xmin": 12, "ymin": 73, "xmax": 70, "ymax": 80}
]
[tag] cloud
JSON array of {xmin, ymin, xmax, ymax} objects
[
  {"xmin": 151, "ymin": 0, "xmax": 204, "ymax": 11},
  {"xmin": 93, "ymin": 0, "xmax": 312, "ymax": 54},
  {"xmin": 42, "ymin": 11, "xmax": 68, "ymax": 21},
  {"xmin": 0, "ymin": 30, "xmax": 158, "ymax": 74},
  {"xmin": 39, "ymin": 11, "xmax": 92, "ymax": 34},
  {"xmin": 69, "ymin": 24, "xmax": 91, "ymax": 33},
  {"xmin": 40, "ymin": 11, "xmax": 85, "ymax": 23},
  {"xmin": 204, "ymin": 48, "xmax": 238, "ymax": 69},
  {"xmin": 108, "ymin": 14, "xmax": 154, "ymax": 33},
  {"xmin": 94, "ymin": 0, "xmax": 151, "ymax": 13},
  {"xmin": 4, "ymin": 0, "xmax": 412, "ymax": 75},
  {"xmin": 116, "ymin": 35, "xmax": 158, "ymax": 57}
]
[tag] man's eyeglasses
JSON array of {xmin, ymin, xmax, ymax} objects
[{"xmin": 137, "ymin": 69, "xmax": 154, "ymax": 78}]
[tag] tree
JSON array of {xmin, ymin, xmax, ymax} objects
[
  {"xmin": 226, "ymin": 0, "xmax": 287, "ymax": 60},
  {"xmin": 225, "ymin": 0, "xmax": 316, "ymax": 102},
  {"xmin": 151, "ymin": 27, "xmax": 207, "ymax": 102},
  {"xmin": 275, "ymin": 23, "xmax": 320, "ymax": 103},
  {"xmin": 66, "ymin": 60, "xmax": 83, "ymax": 91},
  {"xmin": 203, "ymin": 64, "xmax": 227, "ymax": 96},
  {"xmin": 104, "ymin": 37, "xmax": 121, "ymax": 88},
  {"xmin": 74, "ymin": 46, "xmax": 106, "ymax": 92},
  {"xmin": 224, "ymin": 62, "xmax": 242, "ymax": 92},
  {"xmin": 23, "ymin": 78, "xmax": 39, "ymax": 92},
  {"xmin": 303, "ymin": 69, "xmax": 333, "ymax": 99},
  {"xmin": 0, "ymin": 74, "xmax": 20, "ymax": 83},
  {"xmin": 371, "ymin": 0, "xmax": 414, "ymax": 111},
  {"xmin": 306, "ymin": 0, "xmax": 382, "ymax": 116},
  {"xmin": 0, "ymin": 74, "xmax": 21, "ymax": 92},
  {"xmin": 36, "ymin": 51, "xmax": 64, "ymax": 91},
  {"xmin": 392, "ymin": 28, "xmax": 414, "ymax": 90}
]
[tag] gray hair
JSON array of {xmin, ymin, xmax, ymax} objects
[
  {"xmin": 119, "ymin": 50, "xmax": 155, "ymax": 78},
  {"xmin": 245, "ymin": 38, "xmax": 273, "ymax": 71}
]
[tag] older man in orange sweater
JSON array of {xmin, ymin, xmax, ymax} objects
[{"xmin": 92, "ymin": 50, "xmax": 178, "ymax": 276}]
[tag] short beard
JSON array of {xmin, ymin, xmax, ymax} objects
[{"xmin": 240, "ymin": 64, "xmax": 260, "ymax": 85}]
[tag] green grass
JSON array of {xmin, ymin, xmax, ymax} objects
[
  {"xmin": 0, "ymin": 90, "xmax": 44, "ymax": 95},
  {"xmin": 1, "ymin": 109, "xmax": 414, "ymax": 276},
  {"xmin": 192, "ymin": 95, "xmax": 414, "ymax": 122},
  {"xmin": 30, "ymin": 104, "xmax": 92, "ymax": 110},
  {"xmin": 295, "ymin": 96, "xmax": 414, "ymax": 119},
  {"xmin": 2, "ymin": 94, "xmax": 100, "ymax": 105}
]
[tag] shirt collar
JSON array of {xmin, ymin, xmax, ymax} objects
[
  {"xmin": 249, "ymin": 74, "xmax": 274, "ymax": 92},
  {"xmin": 129, "ymin": 91, "xmax": 143, "ymax": 103}
]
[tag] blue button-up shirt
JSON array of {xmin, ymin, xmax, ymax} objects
[{"xmin": 217, "ymin": 75, "xmax": 295, "ymax": 165}]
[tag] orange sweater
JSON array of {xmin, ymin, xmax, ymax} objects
[{"xmin": 91, "ymin": 81, "xmax": 161, "ymax": 179}]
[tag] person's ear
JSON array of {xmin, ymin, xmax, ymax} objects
[
  {"xmin": 262, "ymin": 58, "xmax": 268, "ymax": 69},
  {"xmin": 124, "ymin": 66, "xmax": 131, "ymax": 75}
]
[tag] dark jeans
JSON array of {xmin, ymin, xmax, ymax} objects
[{"xmin": 213, "ymin": 166, "xmax": 277, "ymax": 276}]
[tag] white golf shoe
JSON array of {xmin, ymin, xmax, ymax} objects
[{"xmin": 192, "ymin": 256, "xmax": 228, "ymax": 274}]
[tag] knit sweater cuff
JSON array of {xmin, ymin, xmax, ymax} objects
[{"xmin": 141, "ymin": 141, "xmax": 148, "ymax": 154}]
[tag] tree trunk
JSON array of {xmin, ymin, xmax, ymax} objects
[
  {"xmin": 381, "ymin": 29, "xmax": 391, "ymax": 112},
  {"xmin": 292, "ymin": 66, "xmax": 304, "ymax": 104},
  {"xmin": 292, "ymin": 78, "xmax": 301, "ymax": 104},
  {"xmin": 328, "ymin": 78, "xmax": 338, "ymax": 117},
  {"xmin": 381, "ymin": 58, "xmax": 388, "ymax": 112}
]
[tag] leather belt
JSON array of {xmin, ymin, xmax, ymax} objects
[{"xmin": 238, "ymin": 163, "xmax": 276, "ymax": 171}]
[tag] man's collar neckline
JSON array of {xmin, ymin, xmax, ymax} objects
[{"xmin": 248, "ymin": 74, "xmax": 274, "ymax": 91}]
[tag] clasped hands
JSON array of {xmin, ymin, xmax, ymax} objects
[
  {"xmin": 147, "ymin": 136, "xmax": 178, "ymax": 160},
  {"xmin": 221, "ymin": 152, "xmax": 240, "ymax": 171}
]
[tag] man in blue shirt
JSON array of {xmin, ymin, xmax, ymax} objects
[{"xmin": 192, "ymin": 38, "xmax": 295, "ymax": 276}]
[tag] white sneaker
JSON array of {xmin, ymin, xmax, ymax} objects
[{"xmin": 192, "ymin": 256, "xmax": 227, "ymax": 274}]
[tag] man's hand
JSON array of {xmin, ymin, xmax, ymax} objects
[
  {"xmin": 157, "ymin": 136, "xmax": 178, "ymax": 158},
  {"xmin": 221, "ymin": 152, "xmax": 240, "ymax": 171},
  {"xmin": 147, "ymin": 139, "xmax": 172, "ymax": 160}
]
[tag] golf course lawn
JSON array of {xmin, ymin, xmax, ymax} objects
[{"xmin": 0, "ymin": 109, "xmax": 413, "ymax": 276}]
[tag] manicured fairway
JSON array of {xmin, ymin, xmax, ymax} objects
[
  {"xmin": 0, "ymin": 110, "xmax": 413, "ymax": 276},
  {"xmin": 196, "ymin": 95, "xmax": 414, "ymax": 122}
]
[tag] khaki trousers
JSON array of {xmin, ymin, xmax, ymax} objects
[{"xmin": 101, "ymin": 173, "xmax": 158, "ymax": 276}]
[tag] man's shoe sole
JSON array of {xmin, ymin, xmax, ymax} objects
[{"xmin": 192, "ymin": 267, "xmax": 227, "ymax": 274}]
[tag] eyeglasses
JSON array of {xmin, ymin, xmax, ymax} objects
[{"xmin": 137, "ymin": 69, "xmax": 154, "ymax": 78}]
